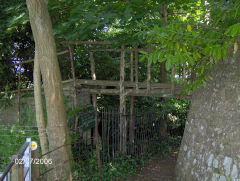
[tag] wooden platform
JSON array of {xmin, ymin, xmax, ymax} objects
[{"xmin": 62, "ymin": 79, "xmax": 192, "ymax": 98}]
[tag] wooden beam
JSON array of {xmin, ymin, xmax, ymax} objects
[
  {"xmin": 72, "ymin": 79, "xmax": 184, "ymax": 89},
  {"xmin": 12, "ymin": 50, "xmax": 69, "ymax": 66},
  {"xmin": 76, "ymin": 88, "xmax": 191, "ymax": 98},
  {"xmin": 81, "ymin": 48, "xmax": 147, "ymax": 52},
  {"xmin": 135, "ymin": 46, "xmax": 139, "ymax": 92},
  {"xmin": 61, "ymin": 41, "xmax": 114, "ymax": 45}
]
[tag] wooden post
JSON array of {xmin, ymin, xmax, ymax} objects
[
  {"xmin": 18, "ymin": 164, "xmax": 24, "ymax": 181},
  {"xmin": 89, "ymin": 51, "xmax": 102, "ymax": 173},
  {"xmin": 31, "ymin": 150, "xmax": 40, "ymax": 181},
  {"xmin": 120, "ymin": 45, "xmax": 126, "ymax": 154},
  {"xmin": 68, "ymin": 46, "xmax": 79, "ymax": 134},
  {"xmin": 171, "ymin": 64, "xmax": 175, "ymax": 95},
  {"xmin": 129, "ymin": 51, "xmax": 135, "ymax": 150},
  {"xmin": 17, "ymin": 66, "xmax": 21, "ymax": 124},
  {"xmin": 147, "ymin": 45, "xmax": 151, "ymax": 92},
  {"xmin": 11, "ymin": 162, "xmax": 18, "ymax": 181},
  {"xmin": 183, "ymin": 63, "xmax": 186, "ymax": 86},
  {"xmin": 135, "ymin": 45, "xmax": 139, "ymax": 92}
]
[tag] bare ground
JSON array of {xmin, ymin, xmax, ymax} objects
[{"xmin": 126, "ymin": 153, "xmax": 177, "ymax": 181}]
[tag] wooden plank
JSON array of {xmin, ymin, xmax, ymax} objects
[
  {"xmin": 68, "ymin": 46, "xmax": 79, "ymax": 134},
  {"xmin": 147, "ymin": 45, "xmax": 151, "ymax": 92},
  {"xmin": 74, "ymin": 79, "xmax": 184, "ymax": 89},
  {"xmin": 31, "ymin": 150, "xmax": 40, "ymax": 181},
  {"xmin": 12, "ymin": 50, "xmax": 69, "ymax": 66},
  {"xmin": 89, "ymin": 51, "xmax": 102, "ymax": 174},
  {"xmin": 61, "ymin": 41, "xmax": 114, "ymax": 45},
  {"xmin": 135, "ymin": 45, "xmax": 139, "ymax": 92},
  {"xmin": 171, "ymin": 64, "xmax": 175, "ymax": 94},
  {"xmin": 129, "ymin": 51, "xmax": 135, "ymax": 149},
  {"xmin": 119, "ymin": 45, "xmax": 127, "ymax": 154},
  {"xmin": 183, "ymin": 63, "xmax": 186, "ymax": 85},
  {"xmin": 76, "ymin": 88, "xmax": 191, "ymax": 97},
  {"xmin": 17, "ymin": 70, "xmax": 21, "ymax": 124}
]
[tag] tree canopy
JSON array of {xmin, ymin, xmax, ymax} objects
[{"xmin": 0, "ymin": 0, "xmax": 239, "ymax": 93}]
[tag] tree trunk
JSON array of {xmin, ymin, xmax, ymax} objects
[
  {"xmin": 26, "ymin": 0, "xmax": 72, "ymax": 180},
  {"xmin": 33, "ymin": 50, "xmax": 49, "ymax": 156},
  {"xmin": 175, "ymin": 50, "xmax": 240, "ymax": 180},
  {"xmin": 158, "ymin": 3, "xmax": 169, "ymax": 138}
]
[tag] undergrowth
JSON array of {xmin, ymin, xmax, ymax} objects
[{"xmin": 72, "ymin": 136, "xmax": 182, "ymax": 181}]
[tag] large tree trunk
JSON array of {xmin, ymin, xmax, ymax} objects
[
  {"xmin": 26, "ymin": 0, "xmax": 72, "ymax": 180},
  {"xmin": 175, "ymin": 50, "xmax": 240, "ymax": 180}
]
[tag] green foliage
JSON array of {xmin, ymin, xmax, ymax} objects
[
  {"xmin": 72, "ymin": 136, "xmax": 181, "ymax": 181},
  {"xmin": 137, "ymin": 0, "xmax": 240, "ymax": 93},
  {"xmin": 0, "ymin": 124, "xmax": 39, "ymax": 171}
]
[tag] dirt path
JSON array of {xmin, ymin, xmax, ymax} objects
[{"xmin": 127, "ymin": 154, "xmax": 177, "ymax": 181}]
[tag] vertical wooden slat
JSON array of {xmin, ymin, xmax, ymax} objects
[
  {"xmin": 183, "ymin": 63, "xmax": 186, "ymax": 86},
  {"xmin": 89, "ymin": 52, "xmax": 102, "ymax": 173},
  {"xmin": 147, "ymin": 45, "xmax": 151, "ymax": 92},
  {"xmin": 18, "ymin": 164, "xmax": 24, "ymax": 181},
  {"xmin": 129, "ymin": 51, "xmax": 135, "ymax": 152},
  {"xmin": 171, "ymin": 64, "xmax": 175, "ymax": 95},
  {"xmin": 120, "ymin": 45, "xmax": 126, "ymax": 154},
  {"xmin": 135, "ymin": 45, "xmax": 139, "ymax": 92},
  {"xmin": 31, "ymin": 150, "xmax": 40, "ymax": 181},
  {"xmin": 68, "ymin": 46, "xmax": 79, "ymax": 133},
  {"xmin": 11, "ymin": 162, "xmax": 18, "ymax": 181},
  {"xmin": 17, "ymin": 66, "xmax": 21, "ymax": 124}
]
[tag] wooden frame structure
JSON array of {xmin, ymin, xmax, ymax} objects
[{"xmin": 4, "ymin": 40, "xmax": 191, "ymax": 171}]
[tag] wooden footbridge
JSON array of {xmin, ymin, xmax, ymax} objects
[
  {"xmin": 6, "ymin": 40, "xmax": 191, "ymax": 156},
  {"xmin": 62, "ymin": 79, "xmax": 188, "ymax": 97}
]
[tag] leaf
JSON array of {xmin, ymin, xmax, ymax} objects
[
  {"xmin": 187, "ymin": 24, "xmax": 192, "ymax": 32},
  {"xmin": 165, "ymin": 58, "xmax": 172, "ymax": 71},
  {"xmin": 215, "ymin": 46, "xmax": 222, "ymax": 60},
  {"xmin": 233, "ymin": 41, "xmax": 238, "ymax": 55},
  {"xmin": 224, "ymin": 23, "xmax": 240, "ymax": 36},
  {"xmin": 139, "ymin": 54, "xmax": 146, "ymax": 62}
]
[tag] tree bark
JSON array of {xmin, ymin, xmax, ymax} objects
[
  {"xmin": 26, "ymin": 0, "xmax": 72, "ymax": 180},
  {"xmin": 33, "ymin": 51, "xmax": 49, "ymax": 156},
  {"xmin": 175, "ymin": 50, "xmax": 240, "ymax": 180},
  {"xmin": 159, "ymin": 3, "xmax": 169, "ymax": 138}
]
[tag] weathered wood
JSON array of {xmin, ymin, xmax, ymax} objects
[
  {"xmin": 89, "ymin": 51, "xmax": 102, "ymax": 174},
  {"xmin": 120, "ymin": 45, "xmax": 127, "ymax": 154},
  {"xmin": 135, "ymin": 45, "xmax": 139, "ymax": 92},
  {"xmin": 162, "ymin": 4, "xmax": 168, "ymax": 22},
  {"xmin": 11, "ymin": 163, "xmax": 18, "ymax": 181},
  {"xmin": 73, "ymin": 79, "xmax": 184, "ymax": 89},
  {"xmin": 12, "ymin": 50, "xmax": 69, "ymax": 66},
  {"xmin": 129, "ymin": 51, "xmax": 135, "ymax": 148},
  {"xmin": 147, "ymin": 45, "xmax": 151, "ymax": 92},
  {"xmin": 18, "ymin": 164, "xmax": 24, "ymax": 181},
  {"xmin": 68, "ymin": 46, "xmax": 79, "ymax": 134},
  {"xmin": 81, "ymin": 48, "xmax": 147, "ymax": 52},
  {"xmin": 31, "ymin": 150, "xmax": 40, "ymax": 181},
  {"xmin": 17, "ymin": 70, "xmax": 21, "ymax": 124},
  {"xmin": 171, "ymin": 64, "xmax": 175, "ymax": 94},
  {"xmin": 183, "ymin": 63, "xmax": 186, "ymax": 85},
  {"xmin": 76, "ymin": 88, "xmax": 191, "ymax": 98},
  {"xmin": 61, "ymin": 41, "xmax": 114, "ymax": 45}
]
